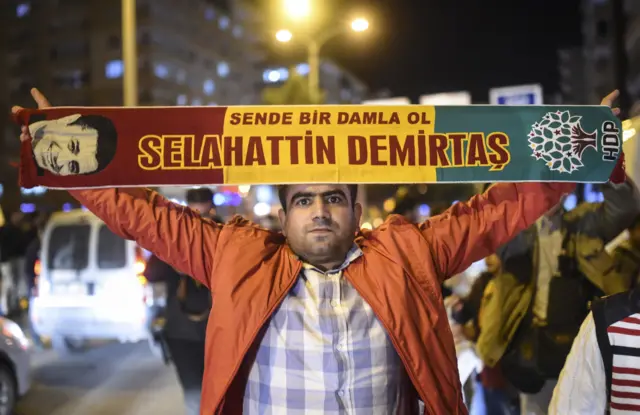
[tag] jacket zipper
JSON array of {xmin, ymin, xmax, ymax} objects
[{"xmin": 214, "ymin": 260, "xmax": 303, "ymax": 413}]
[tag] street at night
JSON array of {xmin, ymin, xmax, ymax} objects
[{"xmin": 15, "ymin": 342, "xmax": 182, "ymax": 415}]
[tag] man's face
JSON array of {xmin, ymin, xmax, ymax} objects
[
  {"xmin": 278, "ymin": 184, "xmax": 362, "ymax": 269},
  {"xmin": 30, "ymin": 114, "xmax": 99, "ymax": 175}
]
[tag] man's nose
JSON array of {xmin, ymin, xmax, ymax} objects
[{"xmin": 311, "ymin": 197, "xmax": 331, "ymax": 218}]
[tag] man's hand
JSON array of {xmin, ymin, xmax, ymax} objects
[
  {"xmin": 601, "ymin": 89, "xmax": 620, "ymax": 115},
  {"xmin": 11, "ymin": 88, "xmax": 51, "ymax": 142}
]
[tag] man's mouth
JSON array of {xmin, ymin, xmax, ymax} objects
[{"xmin": 309, "ymin": 227, "xmax": 332, "ymax": 233}]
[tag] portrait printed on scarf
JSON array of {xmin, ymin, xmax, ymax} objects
[{"xmin": 29, "ymin": 113, "xmax": 117, "ymax": 176}]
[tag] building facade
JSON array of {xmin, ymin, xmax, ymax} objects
[
  {"xmin": 262, "ymin": 60, "xmax": 368, "ymax": 104},
  {"xmin": 577, "ymin": 0, "xmax": 640, "ymax": 104},
  {"xmin": 558, "ymin": 47, "xmax": 588, "ymax": 104},
  {"xmin": 0, "ymin": 0, "xmax": 265, "ymax": 213}
]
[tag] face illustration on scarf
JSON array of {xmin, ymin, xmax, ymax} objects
[{"xmin": 29, "ymin": 113, "xmax": 118, "ymax": 176}]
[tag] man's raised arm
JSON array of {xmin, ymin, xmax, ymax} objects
[
  {"xmin": 70, "ymin": 188, "xmax": 221, "ymax": 289},
  {"xmin": 420, "ymin": 182, "xmax": 575, "ymax": 281},
  {"xmin": 13, "ymin": 88, "xmax": 220, "ymax": 289}
]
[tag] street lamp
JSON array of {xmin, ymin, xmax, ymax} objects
[
  {"xmin": 351, "ymin": 18, "xmax": 369, "ymax": 32},
  {"xmin": 275, "ymin": 17, "xmax": 369, "ymax": 103},
  {"xmin": 275, "ymin": 29, "xmax": 293, "ymax": 43},
  {"xmin": 283, "ymin": 0, "xmax": 311, "ymax": 20}
]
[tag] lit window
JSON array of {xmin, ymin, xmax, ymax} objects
[
  {"xmin": 296, "ymin": 63, "xmax": 309, "ymax": 75},
  {"xmin": 154, "ymin": 63, "xmax": 169, "ymax": 79},
  {"xmin": 278, "ymin": 67, "xmax": 289, "ymax": 80},
  {"xmin": 176, "ymin": 69, "xmax": 186, "ymax": 84},
  {"xmin": 16, "ymin": 3, "xmax": 30, "ymax": 18},
  {"xmin": 263, "ymin": 68, "xmax": 289, "ymax": 83},
  {"xmin": 192, "ymin": 98, "xmax": 202, "ymax": 106},
  {"xmin": 217, "ymin": 62, "xmax": 229, "ymax": 77},
  {"xmin": 177, "ymin": 94, "xmax": 187, "ymax": 105},
  {"xmin": 105, "ymin": 60, "xmax": 124, "ymax": 79},
  {"xmin": 232, "ymin": 25, "xmax": 243, "ymax": 38},
  {"xmin": 219, "ymin": 16, "xmax": 230, "ymax": 30},
  {"xmin": 203, "ymin": 79, "xmax": 215, "ymax": 95},
  {"xmin": 204, "ymin": 7, "xmax": 215, "ymax": 21}
]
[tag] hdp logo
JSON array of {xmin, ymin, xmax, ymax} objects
[{"xmin": 528, "ymin": 110, "xmax": 620, "ymax": 174}]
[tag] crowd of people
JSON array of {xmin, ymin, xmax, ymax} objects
[{"xmin": 446, "ymin": 180, "xmax": 640, "ymax": 414}]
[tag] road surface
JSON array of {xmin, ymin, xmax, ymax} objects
[{"xmin": 15, "ymin": 341, "xmax": 185, "ymax": 415}]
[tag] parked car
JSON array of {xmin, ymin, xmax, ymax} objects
[{"xmin": 0, "ymin": 316, "xmax": 31, "ymax": 415}]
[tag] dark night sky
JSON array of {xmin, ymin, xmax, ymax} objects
[{"xmin": 325, "ymin": 0, "xmax": 584, "ymax": 102}]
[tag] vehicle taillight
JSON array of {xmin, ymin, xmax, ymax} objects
[
  {"xmin": 34, "ymin": 259, "xmax": 41, "ymax": 277},
  {"xmin": 135, "ymin": 261, "xmax": 147, "ymax": 285},
  {"xmin": 135, "ymin": 247, "xmax": 147, "ymax": 286},
  {"xmin": 32, "ymin": 260, "xmax": 41, "ymax": 297}
]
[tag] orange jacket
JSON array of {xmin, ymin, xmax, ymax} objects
[{"xmin": 69, "ymin": 182, "xmax": 574, "ymax": 414}]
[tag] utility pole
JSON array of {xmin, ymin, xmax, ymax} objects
[{"xmin": 122, "ymin": 0, "xmax": 138, "ymax": 107}]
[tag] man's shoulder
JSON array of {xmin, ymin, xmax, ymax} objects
[
  {"xmin": 364, "ymin": 214, "xmax": 421, "ymax": 239},
  {"xmin": 218, "ymin": 214, "xmax": 285, "ymax": 244},
  {"xmin": 359, "ymin": 214, "xmax": 428, "ymax": 255}
]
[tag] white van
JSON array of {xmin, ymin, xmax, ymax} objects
[{"xmin": 30, "ymin": 209, "xmax": 158, "ymax": 353}]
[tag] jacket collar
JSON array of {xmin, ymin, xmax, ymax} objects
[{"xmin": 295, "ymin": 244, "xmax": 363, "ymax": 274}]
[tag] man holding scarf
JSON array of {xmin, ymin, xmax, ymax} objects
[{"xmin": 11, "ymin": 88, "xmax": 627, "ymax": 414}]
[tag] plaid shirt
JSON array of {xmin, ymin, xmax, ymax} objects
[{"xmin": 243, "ymin": 245, "xmax": 406, "ymax": 414}]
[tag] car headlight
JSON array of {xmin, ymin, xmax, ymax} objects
[{"xmin": 0, "ymin": 318, "xmax": 30, "ymax": 350}]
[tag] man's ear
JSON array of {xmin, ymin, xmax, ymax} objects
[
  {"xmin": 354, "ymin": 202, "xmax": 363, "ymax": 227},
  {"xmin": 277, "ymin": 208, "xmax": 287, "ymax": 236}
]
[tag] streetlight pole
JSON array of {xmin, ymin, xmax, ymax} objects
[
  {"xmin": 304, "ymin": 26, "xmax": 355, "ymax": 103},
  {"xmin": 121, "ymin": 0, "xmax": 138, "ymax": 107},
  {"xmin": 307, "ymin": 40, "xmax": 320, "ymax": 103},
  {"xmin": 277, "ymin": 18, "xmax": 368, "ymax": 104}
]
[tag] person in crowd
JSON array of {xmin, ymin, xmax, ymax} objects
[
  {"xmin": 144, "ymin": 188, "xmax": 220, "ymax": 415},
  {"xmin": 258, "ymin": 214, "xmax": 281, "ymax": 231},
  {"xmin": 0, "ymin": 211, "xmax": 35, "ymax": 316},
  {"xmin": 609, "ymin": 214, "xmax": 640, "ymax": 289},
  {"xmin": 548, "ymin": 283, "xmax": 640, "ymax": 414},
  {"xmin": 452, "ymin": 254, "xmax": 520, "ymax": 415},
  {"xmin": 23, "ymin": 216, "xmax": 47, "ymax": 347},
  {"xmin": 548, "ymin": 216, "xmax": 640, "ymax": 413},
  {"xmin": 11, "ymin": 87, "xmax": 623, "ymax": 414},
  {"xmin": 476, "ymin": 173, "xmax": 640, "ymax": 414}
]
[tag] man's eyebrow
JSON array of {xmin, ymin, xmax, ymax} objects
[{"xmin": 289, "ymin": 190, "xmax": 348, "ymax": 203}]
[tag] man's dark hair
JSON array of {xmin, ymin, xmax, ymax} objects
[
  {"xmin": 186, "ymin": 188, "xmax": 214, "ymax": 204},
  {"xmin": 69, "ymin": 115, "xmax": 118, "ymax": 174},
  {"xmin": 277, "ymin": 184, "xmax": 358, "ymax": 212}
]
